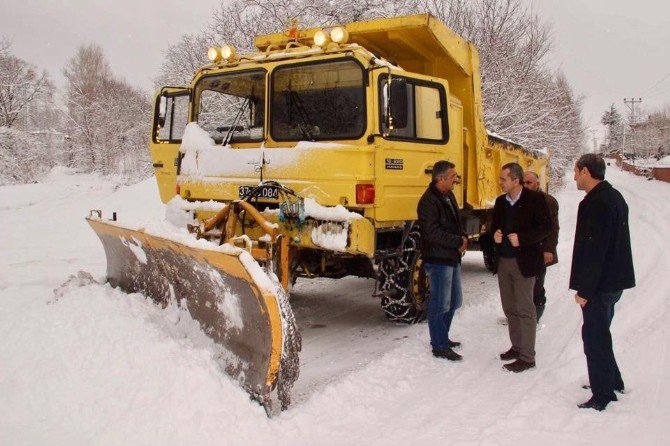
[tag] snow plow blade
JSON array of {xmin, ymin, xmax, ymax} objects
[{"xmin": 86, "ymin": 217, "xmax": 300, "ymax": 414}]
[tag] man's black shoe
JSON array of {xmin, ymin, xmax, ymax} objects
[
  {"xmin": 448, "ymin": 339, "xmax": 461, "ymax": 348},
  {"xmin": 582, "ymin": 384, "xmax": 625, "ymax": 394},
  {"xmin": 578, "ymin": 397, "xmax": 609, "ymax": 411},
  {"xmin": 499, "ymin": 348, "xmax": 520, "ymax": 361},
  {"xmin": 433, "ymin": 348, "xmax": 463, "ymax": 361},
  {"xmin": 503, "ymin": 359, "xmax": 535, "ymax": 373}
]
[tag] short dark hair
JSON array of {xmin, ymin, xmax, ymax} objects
[
  {"xmin": 502, "ymin": 162, "xmax": 524, "ymax": 181},
  {"xmin": 432, "ymin": 160, "xmax": 455, "ymax": 182},
  {"xmin": 576, "ymin": 153, "xmax": 606, "ymax": 180}
]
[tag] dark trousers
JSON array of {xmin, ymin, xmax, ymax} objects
[
  {"xmin": 582, "ymin": 290, "xmax": 624, "ymax": 403},
  {"xmin": 534, "ymin": 266, "xmax": 547, "ymax": 321},
  {"xmin": 497, "ymin": 258, "xmax": 536, "ymax": 362}
]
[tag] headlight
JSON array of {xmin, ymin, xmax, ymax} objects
[
  {"xmin": 207, "ymin": 47, "xmax": 222, "ymax": 63},
  {"xmin": 221, "ymin": 45, "xmax": 237, "ymax": 61},
  {"xmin": 313, "ymin": 29, "xmax": 330, "ymax": 47},
  {"xmin": 330, "ymin": 27, "xmax": 349, "ymax": 43}
]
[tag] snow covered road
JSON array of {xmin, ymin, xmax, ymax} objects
[{"xmin": 1, "ymin": 165, "xmax": 669, "ymax": 445}]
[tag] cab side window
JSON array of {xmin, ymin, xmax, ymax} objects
[
  {"xmin": 155, "ymin": 93, "xmax": 189, "ymax": 142},
  {"xmin": 380, "ymin": 75, "xmax": 448, "ymax": 143}
]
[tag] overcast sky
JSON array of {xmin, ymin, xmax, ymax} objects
[
  {"xmin": 525, "ymin": 0, "xmax": 670, "ymax": 145},
  {"xmin": 2, "ymin": 0, "xmax": 669, "ymax": 144}
]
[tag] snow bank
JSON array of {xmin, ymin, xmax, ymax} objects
[{"xmin": 0, "ymin": 282, "xmax": 269, "ymax": 445}]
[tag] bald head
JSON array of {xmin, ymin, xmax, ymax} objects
[{"xmin": 523, "ymin": 171, "xmax": 540, "ymax": 191}]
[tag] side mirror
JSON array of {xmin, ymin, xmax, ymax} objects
[{"xmin": 389, "ymin": 78, "xmax": 408, "ymax": 129}]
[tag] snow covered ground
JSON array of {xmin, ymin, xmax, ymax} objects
[{"xmin": 1, "ymin": 164, "xmax": 669, "ymax": 445}]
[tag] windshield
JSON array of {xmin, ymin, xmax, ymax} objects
[
  {"xmin": 194, "ymin": 70, "xmax": 265, "ymax": 144},
  {"xmin": 270, "ymin": 59, "xmax": 366, "ymax": 141}
]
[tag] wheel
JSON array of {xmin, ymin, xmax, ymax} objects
[
  {"xmin": 378, "ymin": 226, "xmax": 429, "ymax": 323},
  {"xmin": 480, "ymin": 232, "xmax": 496, "ymax": 272}
]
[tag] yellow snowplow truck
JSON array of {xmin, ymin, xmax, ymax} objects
[{"xmin": 88, "ymin": 14, "xmax": 548, "ymax": 412}]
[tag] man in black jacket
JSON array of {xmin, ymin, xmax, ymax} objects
[
  {"xmin": 491, "ymin": 163, "xmax": 551, "ymax": 373},
  {"xmin": 417, "ymin": 160, "xmax": 468, "ymax": 361},
  {"xmin": 523, "ymin": 171, "xmax": 560, "ymax": 322},
  {"xmin": 570, "ymin": 154, "xmax": 635, "ymax": 411}
]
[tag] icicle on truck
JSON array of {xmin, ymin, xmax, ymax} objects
[{"xmin": 88, "ymin": 14, "xmax": 548, "ymax": 412}]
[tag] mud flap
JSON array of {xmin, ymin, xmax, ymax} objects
[{"xmin": 87, "ymin": 218, "xmax": 300, "ymax": 414}]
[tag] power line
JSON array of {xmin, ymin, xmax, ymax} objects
[
  {"xmin": 642, "ymin": 71, "xmax": 670, "ymax": 95},
  {"xmin": 646, "ymin": 84, "xmax": 670, "ymax": 99}
]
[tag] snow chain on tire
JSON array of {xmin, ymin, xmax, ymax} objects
[
  {"xmin": 480, "ymin": 232, "xmax": 496, "ymax": 272},
  {"xmin": 378, "ymin": 226, "xmax": 428, "ymax": 324}
]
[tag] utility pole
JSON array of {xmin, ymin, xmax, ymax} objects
[
  {"xmin": 624, "ymin": 97, "xmax": 643, "ymax": 124},
  {"xmin": 623, "ymin": 97, "xmax": 642, "ymax": 164}
]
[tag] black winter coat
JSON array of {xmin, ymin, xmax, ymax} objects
[
  {"xmin": 490, "ymin": 188, "xmax": 551, "ymax": 278},
  {"xmin": 541, "ymin": 191, "xmax": 560, "ymax": 266},
  {"xmin": 569, "ymin": 181, "xmax": 635, "ymax": 300},
  {"xmin": 417, "ymin": 183, "xmax": 464, "ymax": 265}
]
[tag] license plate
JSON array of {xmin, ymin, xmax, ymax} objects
[{"xmin": 238, "ymin": 185, "xmax": 279, "ymax": 200}]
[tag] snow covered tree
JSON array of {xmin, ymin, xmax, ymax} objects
[
  {"xmin": 0, "ymin": 39, "xmax": 55, "ymax": 129},
  {"xmin": 601, "ymin": 104, "xmax": 623, "ymax": 154},
  {"xmin": 625, "ymin": 108, "xmax": 670, "ymax": 159},
  {"xmin": 544, "ymin": 72, "xmax": 585, "ymax": 184},
  {"xmin": 63, "ymin": 44, "xmax": 151, "ymax": 180},
  {"xmin": 0, "ymin": 39, "xmax": 61, "ymax": 185},
  {"xmin": 154, "ymin": 33, "xmax": 215, "ymax": 87}
]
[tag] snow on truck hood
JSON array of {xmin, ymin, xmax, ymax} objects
[{"xmin": 179, "ymin": 123, "xmax": 353, "ymax": 179}]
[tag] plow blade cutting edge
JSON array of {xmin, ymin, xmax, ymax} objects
[{"xmin": 87, "ymin": 218, "xmax": 300, "ymax": 414}]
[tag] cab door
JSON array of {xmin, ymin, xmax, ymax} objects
[
  {"xmin": 150, "ymin": 88, "xmax": 191, "ymax": 204},
  {"xmin": 372, "ymin": 70, "xmax": 462, "ymax": 222}
]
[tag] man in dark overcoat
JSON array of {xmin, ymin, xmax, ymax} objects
[
  {"xmin": 523, "ymin": 171, "xmax": 560, "ymax": 321},
  {"xmin": 570, "ymin": 153, "xmax": 635, "ymax": 411}
]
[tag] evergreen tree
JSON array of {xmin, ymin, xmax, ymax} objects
[{"xmin": 600, "ymin": 104, "xmax": 622, "ymax": 153}]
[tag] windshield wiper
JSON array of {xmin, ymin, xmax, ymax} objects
[
  {"xmin": 222, "ymin": 96, "xmax": 250, "ymax": 146},
  {"xmin": 287, "ymin": 87, "xmax": 316, "ymax": 141}
]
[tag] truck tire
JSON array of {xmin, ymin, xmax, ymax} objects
[
  {"xmin": 480, "ymin": 232, "xmax": 496, "ymax": 272},
  {"xmin": 378, "ymin": 226, "xmax": 428, "ymax": 323}
]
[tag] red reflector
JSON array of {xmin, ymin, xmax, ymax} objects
[
  {"xmin": 356, "ymin": 184, "xmax": 375, "ymax": 204},
  {"xmin": 175, "ymin": 184, "xmax": 180, "ymax": 195}
]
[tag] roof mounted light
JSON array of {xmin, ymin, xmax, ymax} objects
[
  {"xmin": 313, "ymin": 29, "xmax": 330, "ymax": 47},
  {"xmin": 330, "ymin": 27, "xmax": 349, "ymax": 44},
  {"xmin": 221, "ymin": 45, "xmax": 237, "ymax": 62},
  {"xmin": 207, "ymin": 47, "xmax": 222, "ymax": 63}
]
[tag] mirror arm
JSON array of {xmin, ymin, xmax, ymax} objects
[{"xmin": 384, "ymin": 66, "xmax": 393, "ymax": 137}]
